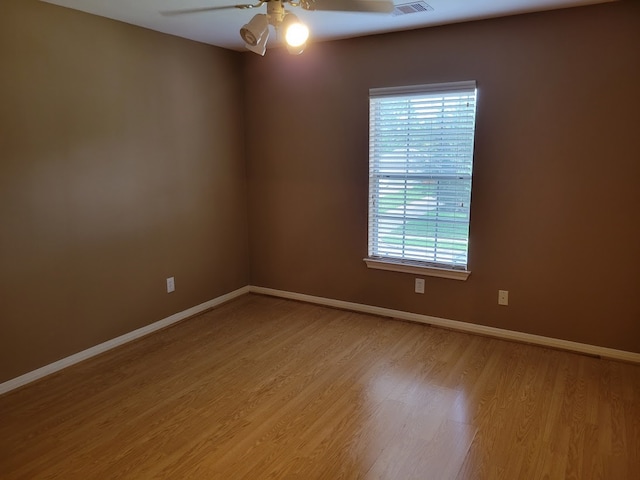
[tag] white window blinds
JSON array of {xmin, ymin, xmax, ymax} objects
[{"xmin": 368, "ymin": 81, "xmax": 478, "ymax": 270}]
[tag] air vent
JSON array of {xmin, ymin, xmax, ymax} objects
[{"xmin": 392, "ymin": 1, "xmax": 434, "ymax": 16}]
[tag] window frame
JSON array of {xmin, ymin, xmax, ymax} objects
[{"xmin": 365, "ymin": 81, "xmax": 478, "ymax": 281}]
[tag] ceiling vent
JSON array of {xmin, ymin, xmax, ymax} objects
[{"xmin": 392, "ymin": 1, "xmax": 434, "ymax": 16}]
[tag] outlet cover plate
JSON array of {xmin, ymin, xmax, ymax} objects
[{"xmin": 498, "ymin": 290, "xmax": 508, "ymax": 306}]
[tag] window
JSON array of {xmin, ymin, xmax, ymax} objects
[{"xmin": 366, "ymin": 81, "xmax": 478, "ymax": 280}]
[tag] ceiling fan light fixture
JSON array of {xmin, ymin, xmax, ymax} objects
[
  {"xmin": 286, "ymin": 42, "xmax": 306, "ymax": 55},
  {"xmin": 282, "ymin": 13, "xmax": 309, "ymax": 48},
  {"xmin": 240, "ymin": 13, "xmax": 269, "ymax": 47},
  {"xmin": 161, "ymin": 0, "xmax": 398, "ymax": 56},
  {"xmin": 246, "ymin": 28, "xmax": 269, "ymax": 55}
]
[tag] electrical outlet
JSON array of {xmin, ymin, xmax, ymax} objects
[
  {"xmin": 166, "ymin": 277, "xmax": 175, "ymax": 293},
  {"xmin": 415, "ymin": 278, "xmax": 425, "ymax": 294},
  {"xmin": 498, "ymin": 290, "xmax": 508, "ymax": 306}
]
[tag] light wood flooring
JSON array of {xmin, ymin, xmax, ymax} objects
[{"xmin": 1, "ymin": 294, "xmax": 639, "ymax": 479}]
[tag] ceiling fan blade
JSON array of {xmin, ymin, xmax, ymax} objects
[
  {"xmin": 301, "ymin": 0, "xmax": 394, "ymax": 13},
  {"xmin": 160, "ymin": 4, "xmax": 261, "ymax": 16}
]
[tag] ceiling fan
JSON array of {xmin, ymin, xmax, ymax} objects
[{"xmin": 161, "ymin": 0, "xmax": 395, "ymax": 55}]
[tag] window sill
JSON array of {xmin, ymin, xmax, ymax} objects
[{"xmin": 363, "ymin": 257, "xmax": 471, "ymax": 281}]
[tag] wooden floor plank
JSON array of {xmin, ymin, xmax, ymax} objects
[{"xmin": 1, "ymin": 293, "xmax": 639, "ymax": 479}]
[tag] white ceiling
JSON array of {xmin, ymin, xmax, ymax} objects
[{"xmin": 41, "ymin": 0, "xmax": 612, "ymax": 52}]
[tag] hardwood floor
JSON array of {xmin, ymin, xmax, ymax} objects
[{"xmin": 1, "ymin": 293, "xmax": 639, "ymax": 479}]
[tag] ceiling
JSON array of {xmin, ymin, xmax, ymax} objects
[{"xmin": 41, "ymin": 0, "xmax": 612, "ymax": 52}]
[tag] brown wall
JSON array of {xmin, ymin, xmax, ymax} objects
[
  {"xmin": 0, "ymin": 1, "xmax": 249, "ymax": 382},
  {"xmin": 245, "ymin": 1, "xmax": 640, "ymax": 353},
  {"xmin": 1, "ymin": 1, "xmax": 638, "ymax": 385}
]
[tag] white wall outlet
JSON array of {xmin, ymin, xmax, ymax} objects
[
  {"xmin": 498, "ymin": 290, "xmax": 508, "ymax": 306},
  {"xmin": 415, "ymin": 278, "xmax": 425, "ymax": 294},
  {"xmin": 166, "ymin": 277, "xmax": 175, "ymax": 293}
]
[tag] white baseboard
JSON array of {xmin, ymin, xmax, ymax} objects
[
  {"xmin": 0, "ymin": 286, "xmax": 250, "ymax": 396},
  {"xmin": 3, "ymin": 284, "xmax": 638, "ymax": 396},
  {"xmin": 249, "ymin": 286, "xmax": 640, "ymax": 364}
]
